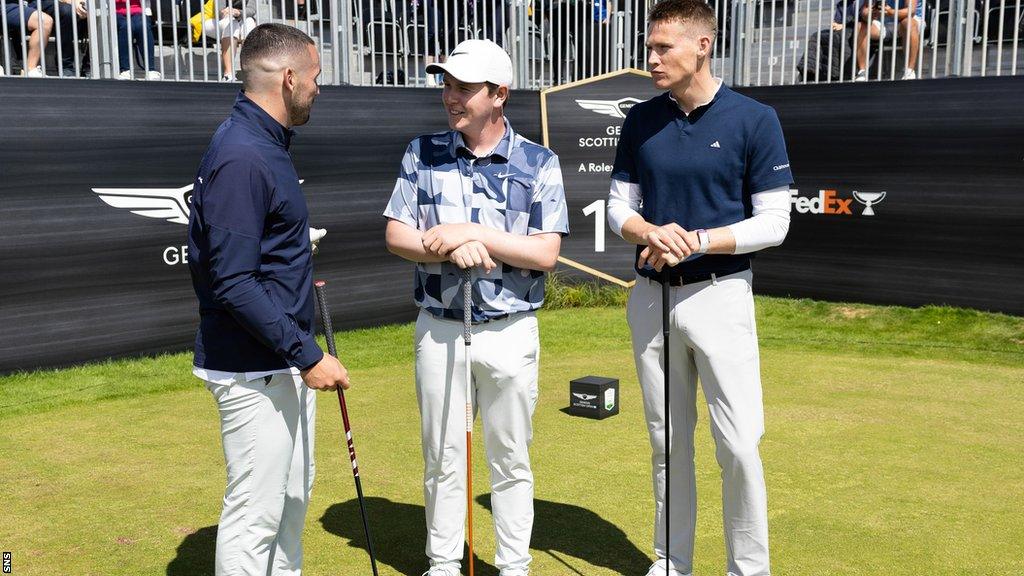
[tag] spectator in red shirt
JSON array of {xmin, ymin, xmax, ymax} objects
[{"xmin": 115, "ymin": 0, "xmax": 161, "ymax": 79}]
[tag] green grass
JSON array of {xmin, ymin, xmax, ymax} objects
[
  {"xmin": 1, "ymin": 296, "xmax": 1022, "ymax": 576},
  {"xmin": 543, "ymin": 272, "xmax": 630, "ymax": 310}
]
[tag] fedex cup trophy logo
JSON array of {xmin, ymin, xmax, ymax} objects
[{"xmin": 853, "ymin": 190, "xmax": 886, "ymax": 216}]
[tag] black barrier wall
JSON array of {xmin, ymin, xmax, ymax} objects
[
  {"xmin": 746, "ymin": 77, "xmax": 1024, "ymax": 315},
  {"xmin": 1, "ymin": 76, "xmax": 1022, "ymax": 372},
  {"xmin": 543, "ymin": 72, "xmax": 1024, "ymax": 315},
  {"xmin": 0, "ymin": 79, "xmax": 540, "ymax": 372}
]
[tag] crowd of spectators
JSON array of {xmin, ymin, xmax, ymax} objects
[
  {"xmin": 1, "ymin": 0, "xmax": 263, "ymax": 78},
  {"xmin": 2, "ymin": 0, "xmax": 1020, "ymax": 81}
]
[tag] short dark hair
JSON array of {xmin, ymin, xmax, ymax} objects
[
  {"xmin": 485, "ymin": 81, "xmax": 508, "ymax": 105},
  {"xmin": 648, "ymin": 0, "xmax": 718, "ymax": 38},
  {"xmin": 240, "ymin": 23, "xmax": 315, "ymax": 73}
]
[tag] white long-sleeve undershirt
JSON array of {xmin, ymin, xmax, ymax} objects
[{"xmin": 606, "ymin": 180, "xmax": 792, "ymax": 254}]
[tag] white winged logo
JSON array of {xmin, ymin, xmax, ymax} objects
[
  {"xmin": 93, "ymin": 180, "xmax": 305, "ymax": 225},
  {"xmin": 92, "ymin": 184, "xmax": 194, "ymax": 225},
  {"xmin": 575, "ymin": 97, "xmax": 643, "ymax": 119},
  {"xmin": 572, "ymin": 392, "xmax": 598, "ymax": 401}
]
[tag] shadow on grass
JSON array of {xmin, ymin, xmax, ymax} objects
[
  {"xmin": 320, "ymin": 495, "xmax": 650, "ymax": 575},
  {"xmin": 166, "ymin": 525, "xmax": 217, "ymax": 576},
  {"xmin": 477, "ymin": 494, "xmax": 651, "ymax": 575},
  {"xmin": 320, "ymin": 497, "xmax": 497, "ymax": 575}
]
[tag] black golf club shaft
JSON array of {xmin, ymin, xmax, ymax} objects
[
  {"xmin": 314, "ymin": 281, "xmax": 379, "ymax": 576},
  {"xmin": 662, "ymin": 267, "xmax": 671, "ymax": 571}
]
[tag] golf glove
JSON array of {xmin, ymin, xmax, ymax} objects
[{"xmin": 309, "ymin": 227, "xmax": 327, "ymax": 254}]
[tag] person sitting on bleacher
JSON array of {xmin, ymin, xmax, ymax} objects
[
  {"xmin": 3, "ymin": 0, "xmax": 53, "ymax": 76},
  {"xmin": 854, "ymin": 0, "xmax": 923, "ymax": 81},
  {"xmin": 37, "ymin": 0, "xmax": 88, "ymax": 75},
  {"xmin": 200, "ymin": 0, "xmax": 256, "ymax": 81},
  {"xmin": 115, "ymin": 0, "xmax": 161, "ymax": 79},
  {"xmin": 797, "ymin": 0, "xmax": 859, "ymax": 81}
]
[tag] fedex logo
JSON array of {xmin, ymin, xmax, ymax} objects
[
  {"xmin": 789, "ymin": 189, "xmax": 853, "ymax": 215},
  {"xmin": 789, "ymin": 189, "xmax": 886, "ymax": 216}
]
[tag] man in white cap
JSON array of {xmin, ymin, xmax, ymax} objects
[{"xmin": 382, "ymin": 39, "xmax": 569, "ymax": 576}]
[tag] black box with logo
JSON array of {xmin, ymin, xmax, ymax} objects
[{"xmin": 568, "ymin": 375, "xmax": 619, "ymax": 420}]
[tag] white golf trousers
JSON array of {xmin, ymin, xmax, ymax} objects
[
  {"xmin": 627, "ymin": 269, "xmax": 770, "ymax": 576},
  {"xmin": 414, "ymin": 310, "xmax": 539, "ymax": 575},
  {"xmin": 203, "ymin": 15, "xmax": 256, "ymax": 41},
  {"xmin": 204, "ymin": 372, "xmax": 316, "ymax": 576}
]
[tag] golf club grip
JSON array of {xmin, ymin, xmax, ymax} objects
[
  {"xmin": 314, "ymin": 282, "xmax": 358, "ymax": 473},
  {"xmin": 314, "ymin": 282, "xmax": 338, "ymax": 358},
  {"xmin": 460, "ymin": 268, "xmax": 472, "ymax": 344}
]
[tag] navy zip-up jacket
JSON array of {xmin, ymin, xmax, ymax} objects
[{"xmin": 187, "ymin": 92, "xmax": 324, "ymax": 372}]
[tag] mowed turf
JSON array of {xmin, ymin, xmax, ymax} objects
[{"xmin": 1, "ymin": 297, "xmax": 1022, "ymax": 576}]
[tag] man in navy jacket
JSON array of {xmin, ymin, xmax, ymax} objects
[{"xmin": 187, "ymin": 23, "xmax": 348, "ymax": 576}]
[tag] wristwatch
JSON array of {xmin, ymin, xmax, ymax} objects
[{"xmin": 696, "ymin": 229, "xmax": 710, "ymax": 254}]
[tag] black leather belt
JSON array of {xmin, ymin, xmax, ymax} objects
[
  {"xmin": 650, "ymin": 262, "xmax": 750, "ymax": 286},
  {"xmin": 435, "ymin": 310, "xmax": 513, "ymax": 324}
]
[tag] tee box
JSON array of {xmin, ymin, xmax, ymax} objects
[{"xmin": 568, "ymin": 375, "xmax": 619, "ymax": 419}]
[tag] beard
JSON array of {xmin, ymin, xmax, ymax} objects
[{"xmin": 288, "ymin": 90, "xmax": 314, "ymax": 126}]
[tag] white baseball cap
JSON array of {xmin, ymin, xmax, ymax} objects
[{"xmin": 425, "ymin": 39, "xmax": 513, "ymax": 86}]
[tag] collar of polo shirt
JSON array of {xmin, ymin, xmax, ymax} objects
[
  {"xmin": 450, "ymin": 118, "xmax": 515, "ymax": 161},
  {"xmin": 668, "ymin": 77, "xmax": 725, "ymax": 116}
]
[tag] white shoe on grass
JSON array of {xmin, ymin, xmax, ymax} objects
[
  {"xmin": 422, "ymin": 563, "xmax": 460, "ymax": 576},
  {"xmin": 645, "ymin": 559, "xmax": 688, "ymax": 576}
]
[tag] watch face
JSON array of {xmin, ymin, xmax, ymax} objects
[{"xmin": 697, "ymin": 229, "xmax": 710, "ymax": 253}]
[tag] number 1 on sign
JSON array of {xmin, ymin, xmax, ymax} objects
[{"xmin": 582, "ymin": 199, "xmax": 606, "ymax": 253}]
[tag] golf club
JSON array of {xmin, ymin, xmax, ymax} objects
[
  {"xmin": 314, "ymin": 280, "xmax": 380, "ymax": 576},
  {"xmin": 662, "ymin": 266, "xmax": 671, "ymax": 575},
  {"xmin": 460, "ymin": 267, "xmax": 476, "ymax": 576}
]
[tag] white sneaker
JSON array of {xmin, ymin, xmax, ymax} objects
[
  {"xmin": 0, "ymin": 65, "xmax": 6, "ymax": 76},
  {"xmin": 901, "ymin": 67, "xmax": 917, "ymax": 80},
  {"xmin": 422, "ymin": 563, "xmax": 460, "ymax": 576},
  {"xmin": 853, "ymin": 69, "xmax": 868, "ymax": 82},
  {"xmin": 645, "ymin": 559, "xmax": 687, "ymax": 576},
  {"xmin": 146, "ymin": 70, "xmax": 162, "ymax": 80},
  {"xmin": 645, "ymin": 562, "xmax": 664, "ymax": 576},
  {"xmin": 499, "ymin": 569, "xmax": 529, "ymax": 576},
  {"xmin": 25, "ymin": 66, "xmax": 44, "ymax": 78},
  {"xmin": 117, "ymin": 70, "xmax": 133, "ymax": 80},
  {"xmin": 221, "ymin": 74, "xmax": 235, "ymax": 82}
]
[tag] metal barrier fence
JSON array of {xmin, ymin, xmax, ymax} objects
[{"xmin": 1, "ymin": 0, "xmax": 1021, "ymax": 84}]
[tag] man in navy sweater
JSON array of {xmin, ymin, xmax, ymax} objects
[
  {"xmin": 607, "ymin": 1, "xmax": 793, "ymax": 575},
  {"xmin": 187, "ymin": 23, "xmax": 349, "ymax": 576}
]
